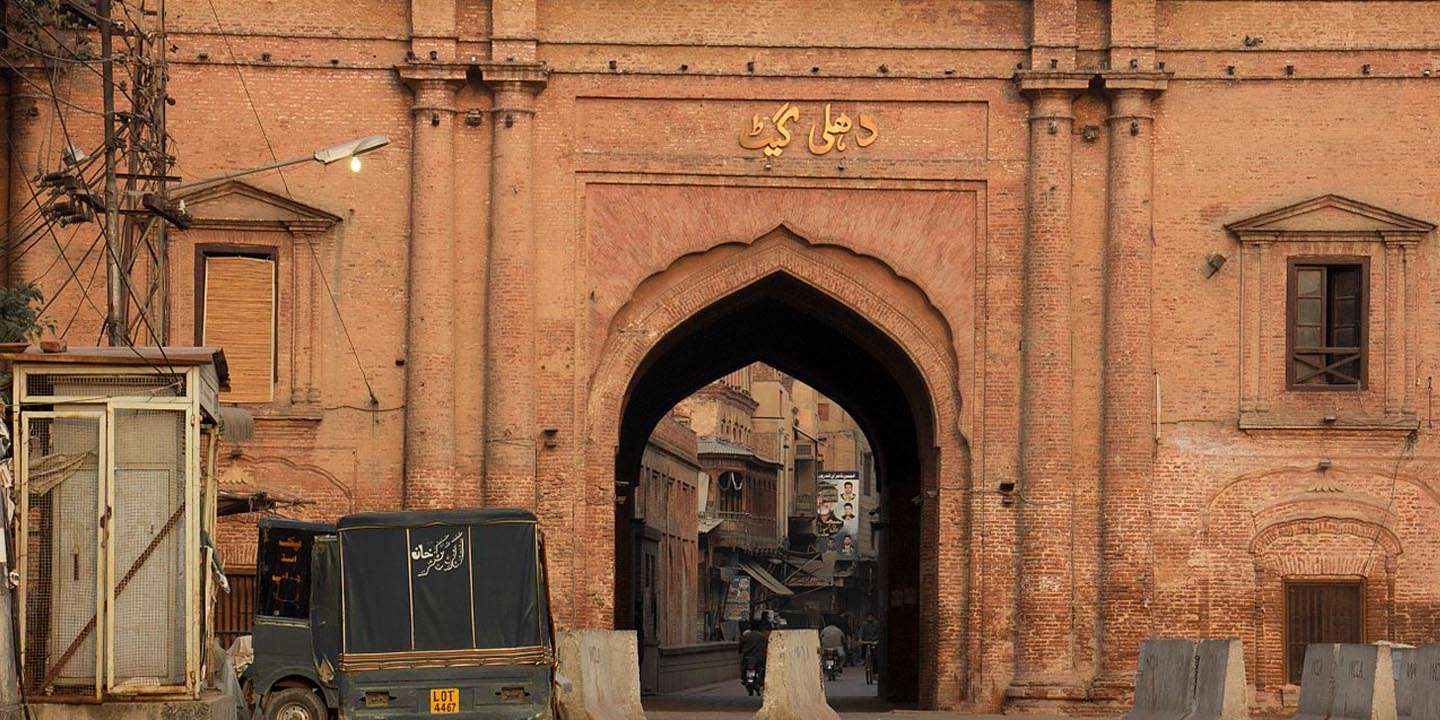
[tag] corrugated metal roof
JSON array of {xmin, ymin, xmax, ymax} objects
[{"xmin": 739, "ymin": 560, "xmax": 793, "ymax": 597}]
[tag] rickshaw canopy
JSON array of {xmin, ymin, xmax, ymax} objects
[{"xmin": 335, "ymin": 508, "xmax": 549, "ymax": 654}]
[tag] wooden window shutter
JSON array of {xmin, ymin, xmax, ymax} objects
[{"xmin": 203, "ymin": 256, "xmax": 276, "ymax": 403}]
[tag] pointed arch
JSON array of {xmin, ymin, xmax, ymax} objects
[
  {"xmin": 578, "ymin": 225, "xmax": 970, "ymax": 707},
  {"xmin": 586, "ymin": 225, "xmax": 962, "ymax": 449}
]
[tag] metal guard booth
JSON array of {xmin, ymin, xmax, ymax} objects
[
  {"xmin": 335, "ymin": 508, "xmax": 554, "ymax": 674},
  {"xmin": 6, "ymin": 346, "xmax": 230, "ymax": 701}
]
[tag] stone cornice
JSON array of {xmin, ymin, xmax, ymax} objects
[
  {"xmin": 394, "ymin": 63, "xmax": 468, "ymax": 86},
  {"xmin": 1101, "ymin": 70, "xmax": 1171, "ymax": 93},
  {"xmin": 481, "ymin": 61, "xmax": 549, "ymax": 88},
  {"xmin": 1013, "ymin": 70, "xmax": 1091, "ymax": 94}
]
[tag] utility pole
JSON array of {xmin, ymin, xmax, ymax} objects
[
  {"xmin": 99, "ymin": 0, "xmax": 127, "ymax": 347},
  {"xmin": 88, "ymin": 0, "xmax": 176, "ymax": 347},
  {"xmin": 128, "ymin": 0, "xmax": 175, "ymax": 344}
]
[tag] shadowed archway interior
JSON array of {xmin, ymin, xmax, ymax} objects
[{"xmin": 613, "ymin": 272, "xmax": 937, "ymax": 703}]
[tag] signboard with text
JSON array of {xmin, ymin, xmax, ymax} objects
[
  {"xmin": 816, "ymin": 470, "xmax": 860, "ymax": 560},
  {"xmin": 723, "ymin": 576, "xmax": 751, "ymax": 622}
]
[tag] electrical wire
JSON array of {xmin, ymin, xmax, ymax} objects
[
  {"xmin": 8, "ymin": 1, "xmax": 139, "ymax": 107},
  {"xmin": 0, "ymin": 59, "xmax": 105, "ymax": 116},
  {"xmin": 15, "ymin": 162, "xmax": 109, "ymax": 291},
  {"xmin": 0, "ymin": 140, "xmax": 105, "ymax": 236},
  {"xmin": 322, "ymin": 403, "xmax": 406, "ymax": 413},
  {"xmin": 203, "ymin": 0, "xmax": 379, "ymax": 405},
  {"xmin": 8, "ymin": 2, "xmax": 183, "ymax": 384},
  {"xmin": 29, "ymin": 71, "xmax": 110, "ymax": 327},
  {"xmin": 0, "ymin": 28, "xmax": 122, "ymax": 65},
  {"xmin": 1356, "ymin": 431, "xmax": 1416, "ymax": 581},
  {"xmin": 43, "ymin": 53, "xmax": 178, "ymax": 378},
  {"xmin": 36, "ymin": 232, "xmax": 104, "ymax": 321},
  {"xmin": 58, "ymin": 237, "xmax": 106, "ymax": 337}
]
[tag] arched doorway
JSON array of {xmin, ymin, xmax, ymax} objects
[{"xmin": 584, "ymin": 229, "xmax": 968, "ymax": 707}]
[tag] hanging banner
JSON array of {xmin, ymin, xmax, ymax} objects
[
  {"xmin": 816, "ymin": 470, "xmax": 860, "ymax": 560},
  {"xmin": 723, "ymin": 575, "xmax": 751, "ymax": 622}
]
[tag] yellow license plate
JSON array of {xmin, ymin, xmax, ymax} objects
[{"xmin": 429, "ymin": 688, "xmax": 459, "ymax": 714}]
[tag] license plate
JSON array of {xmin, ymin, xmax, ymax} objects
[{"xmin": 429, "ymin": 688, "xmax": 459, "ymax": 714}]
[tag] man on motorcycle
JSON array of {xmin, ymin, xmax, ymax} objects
[
  {"xmin": 819, "ymin": 622, "xmax": 847, "ymax": 667},
  {"xmin": 739, "ymin": 619, "xmax": 770, "ymax": 695}
]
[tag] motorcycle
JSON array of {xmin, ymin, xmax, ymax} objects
[
  {"xmin": 822, "ymin": 648, "xmax": 843, "ymax": 682},
  {"xmin": 742, "ymin": 658, "xmax": 765, "ymax": 696}
]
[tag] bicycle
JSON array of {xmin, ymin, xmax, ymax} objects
[{"xmin": 861, "ymin": 640, "xmax": 878, "ymax": 685}]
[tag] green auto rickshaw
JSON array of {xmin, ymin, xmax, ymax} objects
[{"xmin": 244, "ymin": 509, "xmax": 555, "ymax": 720}]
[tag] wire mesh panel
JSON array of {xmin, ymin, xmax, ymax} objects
[
  {"xmin": 25, "ymin": 373, "xmax": 186, "ymax": 400},
  {"xmin": 110, "ymin": 408, "xmax": 187, "ymax": 688},
  {"xmin": 22, "ymin": 414, "xmax": 102, "ymax": 697}
]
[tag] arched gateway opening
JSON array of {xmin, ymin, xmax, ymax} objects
[{"xmin": 587, "ymin": 229, "xmax": 966, "ymax": 708}]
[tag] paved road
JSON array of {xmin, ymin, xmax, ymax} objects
[{"xmin": 646, "ymin": 665, "xmax": 1020, "ymax": 719}]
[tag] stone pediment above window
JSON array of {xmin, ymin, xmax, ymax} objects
[
  {"xmin": 1226, "ymin": 194, "xmax": 1434, "ymax": 244},
  {"xmin": 1228, "ymin": 196, "xmax": 1434, "ymax": 433},
  {"xmin": 172, "ymin": 180, "xmax": 340, "ymax": 417},
  {"xmin": 174, "ymin": 180, "xmax": 342, "ymax": 234}
]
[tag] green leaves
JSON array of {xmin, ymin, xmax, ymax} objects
[{"xmin": 0, "ymin": 282, "xmax": 54, "ymax": 343}]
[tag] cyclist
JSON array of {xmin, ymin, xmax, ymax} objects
[{"xmin": 859, "ymin": 613, "xmax": 881, "ymax": 683}]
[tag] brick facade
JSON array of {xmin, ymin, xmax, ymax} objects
[{"xmin": 6, "ymin": 0, "xmax": 1440, "ymax": 712}]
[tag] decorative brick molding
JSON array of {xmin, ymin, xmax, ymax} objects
[
  {"xmin": 583, "ymin": 225, "xmax": 968, "ymax": 704},
  {"xmin": 1251, "ymin": 516, "xmax": 1401, "ymax": 575},
  {"xmin": 173, "ymin": 180, "xmax": 341, "ymax": 412},
  {"xmin": 587, "ymin": 226, "xmax": 962, "ymax": 446},
  {"xmin": 1249, "ymin": 517, "xmax": 1399, "ymax": 693},
  {"xmin": 1227, "ymin": 195, "xmax": 1434, "ymax": 432}
]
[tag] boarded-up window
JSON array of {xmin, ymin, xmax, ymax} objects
[
  {"xmin": 202, "ymin": 256, "xmax": 275, "ymax": 403},
  {"xmin": 1285, "ymin": 580, "xmax": 1363, "ymax": 684}
]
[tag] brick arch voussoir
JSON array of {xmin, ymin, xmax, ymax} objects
[
  {"xmin": 1250, "ymin": 516, "xmax": 1403, "ymax": 564},
  {"xmin": 580, "ymin": 228, "xmax": 971, "ymax": 702},
  {"xmin": 586, "ymin": 226, "xmax": 962, "ymax": 463}
]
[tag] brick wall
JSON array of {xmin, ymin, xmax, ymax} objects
[{"xmin": 8, "ymin": 0, "xmax": 1440, "ymax": 712}]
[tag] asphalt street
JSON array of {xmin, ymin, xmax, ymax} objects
[{"xmin": 644, "ymin": 665, "xmax": 1040, "ymax": 719}]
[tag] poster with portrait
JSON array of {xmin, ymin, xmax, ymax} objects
[
  {"xmin": 723, "ymin": 576, "xmax": 751, "ymax": 622},
  {"xmin": 816, "ymin": 470, "xmax": 860, "ymax": 560}
]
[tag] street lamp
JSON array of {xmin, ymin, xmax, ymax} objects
[{"xmin": 169, "ymin": 134, "xmax": 391, "ymax": 193}]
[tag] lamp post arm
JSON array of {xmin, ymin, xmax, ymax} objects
[{"xmin": 169, "ymin": 153, "xmax": 313, "ymax": 194}]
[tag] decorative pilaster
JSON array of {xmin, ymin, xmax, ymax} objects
[
  {"xmin": 1010, "ymin": 71, "xmax": 1089, "ymax": 700},
  {"xmin": 306, "ymin": 234, "xmax": 321, "ymax": 404},
  {"xmin": 289, "ymin": 234, "xmax": 314, "ymax": 404},
  {"xmin": 1095, "ymin": 72, "xmax": 1167, "ymax": 694},
  {"xmin": 399, "ymin": 65, "xmax": 467, "ymax": 509},
  {"xmin": 481, "ymin": 63, "xmax": 547, "ymax": 510}
]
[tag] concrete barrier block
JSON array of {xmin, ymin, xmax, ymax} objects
[
  {"xmin": 754, "ymin": 630, "xmax": 839, "ymax": 720},
  {"xmin": 1125, "ymin": 639, "xmax": 1198, "ymax": 720},
  {"xmin": 1412, "ymin": 646, "xmax": 1440, "ymax": 720},
  {"xmin": 1189, "ymin": 639, "xmax": 1249, "ymax": 720},
  {"xmin": 1331, "ymin": 643, "xmax": 1397, "ymax": 720},
  {"xmin": 1393, "ymin": 647, "xmax": 1417, "ymax": 720},
  {"xmin": 555, "ymin": 630, "xmax": 646, "ymax": 720},
  {"xmin": 1297, "ymin": 644, "xmax": 1341, "ymax": 720}
]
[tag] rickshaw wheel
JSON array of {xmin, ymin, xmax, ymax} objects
[{"xmin": 266, "ymin": 688, "xmax": 326, "ymax": 720}]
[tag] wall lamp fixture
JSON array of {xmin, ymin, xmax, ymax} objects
[{"xmin": 1203, "ymin": 252, "xmax": 1227, "ymax": 278}]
